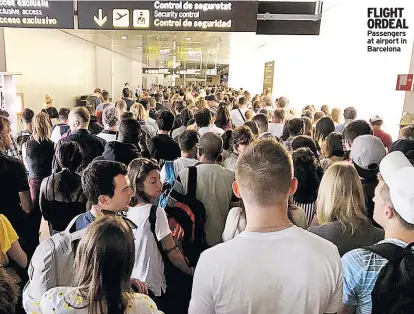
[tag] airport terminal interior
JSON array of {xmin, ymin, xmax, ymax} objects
[{"xmin": 1, "ymin": 0, "xmax": 414, "ymax": 313}]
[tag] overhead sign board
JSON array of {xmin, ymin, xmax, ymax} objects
[
  {"xmin": 78, "ymin": 0, "xmax": 258, "ymax": 32},
  {"xmin": 181, "ymin": 69, "xmax": 201, "ymax": 75},
  {"xmin": 263, "ymin": 61, "xmax": 275, "ymax": 94},
  {"xmin": 143, "ymin": 68, "xmax": 172, "ymax": 75},
  {"xmin": 0, "ymin": 0, "xmax": 74, "ymax": 29},
  {"xmin": 257, "ymin": 1, "xmax": 322, "ymax": 35}
]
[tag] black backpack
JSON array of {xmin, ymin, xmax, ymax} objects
[{"xmin": 364, "ymin": 242, "xmax": 414, "ymax": 314}]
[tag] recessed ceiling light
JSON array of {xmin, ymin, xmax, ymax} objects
[
  {"xmin": 186, "ymin": 37, "xmax": 191, "ymax": 41},
  {"xmin": 136, "ymin": 46, "xmax": 142, "ymax": 49},
  {"xmin": 120, "ymin": 35, "xmax": 128, "ymax": 40}
]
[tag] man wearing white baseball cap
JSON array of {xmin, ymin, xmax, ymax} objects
[
  {"xmin": 369, "ymin": 115, "xmax": 392, "ymax": 150},
  {"xmin": 340, "ymin": 151, "xmax": 414, "ymax": 314},
  {"xmin": 351, "ymin": 135, "xmax": 387, "ymax": 222}
]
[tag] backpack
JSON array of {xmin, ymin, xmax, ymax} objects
[
  {"xmin": 22, "ymin": 214, "xmax": 86, "ymax": 313},
  {"xmin": 163, "ymin": 166, "xmax": 208, "ymax": 266},
  {"xmin": 364, "ymin": 242, "xmax": 414, "ymax": 314},
  {"xmin": 158, "ymin": 161, "xmax": 175, "ymax": 209}
]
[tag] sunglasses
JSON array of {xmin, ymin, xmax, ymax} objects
[{"xmin": 101, "ymin": 210, "xmax": 138, "ymax": 230}]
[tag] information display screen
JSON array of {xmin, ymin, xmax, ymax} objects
[
  {"xmin": 78, "ymin": 0, "xmax": 258, "ymax": 32},
  {"xmin": 0, "ymin": 0, "xmax": 74, "ymax": 29}
]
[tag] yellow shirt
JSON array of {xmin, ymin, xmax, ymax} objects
[{"xmin": 0, "ymin": 214, "xmax": 19, "ymax": 254}]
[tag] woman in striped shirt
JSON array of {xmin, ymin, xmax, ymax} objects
[{"xmin": 292, "ymin": 147, "xmax": 324, "ymax": 224}]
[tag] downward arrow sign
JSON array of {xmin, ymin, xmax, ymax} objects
[{"xmin": 94, "ymin": 8, "xmax": 107, "ymax": 27}]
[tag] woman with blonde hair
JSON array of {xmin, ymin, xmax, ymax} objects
[
  {"xmin": 40, "ymin": 216, "xmax": 162, "ymax": 313},
  {"xmin": 22, "ymin": 112, "xmax": 54, "ymax": 254},
  {"xmin": 130, "ymin": 103, "xmax": 156, "ymax": 137},
  {"xmin": 308, "ymin": 162, "xmax": 383, "ymax": 256},
  {"xmin": 148, "ymin": 97, "xmax": 157, "ymax": 110},
  {"xmin": 331, "ymin": 107, "xmax": 341, "ymax": 125},
  {"xmin": 41, "ymin": 92, "xmax": 59, "ymax": 122},
  {"xmin": 22, "ymin": 112, "xmax": 54, "ymax": 200}
]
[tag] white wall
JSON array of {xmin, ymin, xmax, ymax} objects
[
  {"xmin": 4, "ymin": 29, "xmax": 144, "ymax": 132},
  {"xmin": 5, "ymin": 28, "xmax": 96, "ymax": 113},
  {"xmin": 143, "ymin": 74, "xmax": 165, "ymax": 89},
  {"xmin": 96, "ymin": 46, "xmax": 113, "ymax": 96},
  {"xmin": 229, "ymin": 0, "xmax": 414, "ymax": 138}
]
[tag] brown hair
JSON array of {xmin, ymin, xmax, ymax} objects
[
  {"xmin": 32, "ymin": 112, "xmax": 51, "ymax": 142},
  {"xmin": 236, "ymin": 139, "xmax": 293, "ymax": 206},
  {"xmin": 128, "ymin": 158, "xmax": 160, "ymax": 205},
  {"xmin": 195, "ymin": 99, "xmax": 208, "ymax": 110},
  {"xmin": 0, "ymin": 269, "xmax": 18, "ymax": 314},
  {"xmin": 73, "ymin": 216, "xmax": 135, "ymax": 314},
  {"xmin": 245, "ymin": 110, "xmax": 254, "ymax": 121},
  {"xmin": 273, "ymin": 108, "xmax": 286, "ymax": 121},
  {"xmin": 321, "ymin": 105, "xmax": 330, "ymax": 116},
  {"xmin": 115, "ymin": 99, "xmax": 127, "ymax": 111},
  {"xmin": 71, "ymin": 107, "xmax": 90, "ymax": 125},
  {"xmin": 232, "ymin": 126, "xmax": 254, "ymax": 152}
]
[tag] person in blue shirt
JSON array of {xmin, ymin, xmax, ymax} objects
[{"xmin": 340, "ymin": 151, "xmax": 414, "ymax": 314}]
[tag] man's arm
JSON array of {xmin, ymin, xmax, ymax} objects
[
  {"xmin": 51, "ymin": 140, "xmax": 62, "ymax": 174},
  {"xmin": 15, "ymin": 159, "xmax": 33, "ymax": 214},
  {"xmin": 161, "ymin": 234, "xmax": 193, "ymax": 275},
  {"xmin": 19, "ymin": 191, "xmax": 33, "ymax": 214},
  {"xmin": 338, "ymin": 304, "xmax": 355, "ymax": 314}
]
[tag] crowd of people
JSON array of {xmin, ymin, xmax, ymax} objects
[{"xmin": 0, "ymin": 83, "xmax": 414, "ymax": 314}]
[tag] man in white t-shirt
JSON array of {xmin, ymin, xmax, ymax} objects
[
  {"xmin": 230, "ymin": 96, "xmax": 248, "ymax": 127},
  {"xmin": 269, "ymin": 108, "xmax": 286, "ymax": 139},
  {"xmin": 189, "ymin": 139, "xmax": 342, "ymax": 314},
  {"xmin": 262, "ymin": 95, "xmax": 274, "ymax": 112},
  {"xmin": 195, "ymin": 108, "xmax": 225, "ymax": 136},
  {"xmin": 173, "ymin": 133, "xmax": 234, "ymax": 246}
]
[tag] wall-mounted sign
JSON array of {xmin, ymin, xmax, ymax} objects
[
  {"xmin": 396, "ymin": 74, "xmax": 414, "ymax": 91},
  {"xmin": 263, "ymin": 61, "xmax": 275, "ymax": 94},
  {"xmin": 78, "ymin": 0, "xmax": 258, "ymax": 32},
  {"xmin": 179, "ymin": 69, "xmax": 201, "ymax": 75},
  {"xmin": 0, "ymin": 0, "xmax": 74, "ymax": 28},
  {"xmin": 143, "ymin": 68, "xmax": 172, "ymax": 75},
  {"xmin": 206, "ymin": 69, "xmax": 217, "ymax": 76}
]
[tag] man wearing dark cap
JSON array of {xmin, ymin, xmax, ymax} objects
[
  {"xmin": 351, "ymin": 134, "xmax": 387, "ymax": 222},
  {"xmin": 95, "ymin": 118, "xmax": 141, "ymax": 166}
]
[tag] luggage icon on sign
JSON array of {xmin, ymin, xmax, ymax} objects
[{"xmin": 133, "ymin": 10, "xmax": 150, "ymax": 28}]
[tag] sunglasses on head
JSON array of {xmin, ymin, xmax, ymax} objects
[{"xmin": 101, "ymin": 210, "xmax": 138, "ymax": 230}]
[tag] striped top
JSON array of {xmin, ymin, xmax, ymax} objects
[
  {"xmin": 292, "ymin": 200, "xmax": 316, "ymax": 225},
  {"xmin": 341, "ymin": 238, "xmax": 407, "ymax": 314}
]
